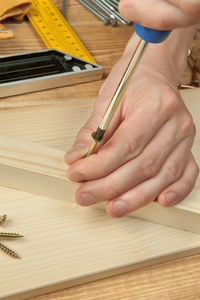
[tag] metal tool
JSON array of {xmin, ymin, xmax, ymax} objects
[
  {"xmin": 0, "ymin": 215, "xmax": 23, "ymax": 259},
  {"xmin": 78, "ymin": 0, "xmax": 117, "ymax": 26},
  {"xmin": 0, "ymin": 215, "xmax": 7, "ymax": 226},
  {"xmin": 178, "ymin": 48, "xmax": 200, "ymax": 89},
  {"xmin": 90, "ymin": 0, "xmax": 130, "ymax": 25},
  {"xmin": 0, "ymin": 49, "xmax": 103, "ymax": 98},
  {"xmin": 0, "ymin": 243, "xmax": 20, "ymax": 259},
  {"xmin": 78, "ymin": 0, "xmax": 130, "ymax": 26},
  {"xmin": 86, "ymin": 24, "xmax": 171, "ymax": 156},
  {"xmin": 27, "ymin": 0, "xmax": 96, "ymax": 63},
  {"xmin": 62, "ymin": 0, "xmax": 66, "ymax": 18}
]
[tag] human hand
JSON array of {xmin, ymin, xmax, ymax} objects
[
  {"xmin": 65, "ymin": 32, "xmax": 199, "ymax": 218},
  {"xmin": 118, "ymin": 0, "xmax": 200, "ymax": 29}
]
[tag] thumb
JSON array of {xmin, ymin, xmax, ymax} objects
[
  {"xmin": 65, "ymin": 98, "xmax": 122, "ymax": 165},
  {"xmin": 65, "ymin": 60, "xmax": 128, "ymax": 165},
  {"xmin": 64, "ymin": 112, "xmax": 100, "ymax": 165}
]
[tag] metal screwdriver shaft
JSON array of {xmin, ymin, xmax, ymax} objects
[
  {"xmin": 86, "ymin": 38, "xmax": 148, "ymax": 157},
  {"xmin": 86, "ymin": 23, "xmax": 172, "ymax": 157}
]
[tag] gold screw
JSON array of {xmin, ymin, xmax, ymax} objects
[
  {"xmin": 0, "ymin": 232, "xmax": 24, "ymax": 239},
  {"xmin": 0, "ymin": 242, "xmax": 20, "ymax": 258},
  {"xmin": 0, "ymin": 215, "xmax": 7, "ymax": 226},
  {"xmin": 0, "ymin": 215, "xmax": 23, "ymax": 258}
]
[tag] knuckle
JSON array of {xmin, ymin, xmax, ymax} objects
[
  {"xmin": 162, "ymin": 87, "xmax": 179, "ymax": 114},
  {"xmin": 180, "ymin": 112, "xmax": 194, "ymax": 135},
  {"xmin": 136, "ymin": 188, "xmax": 149, "ymax": 206},
  {"xmin": 104, "ymin": 181, "xmax": 121, "ymax": 200},
  {"xmin": 166, "ymin": 162, "xmax": 182, "ymax": 182},
  {"xmin": 139, "ymin": 155, "xmax": 159, "ymax": 179},
  {"xmin": 125, "ymin": 134, "xmax": 143, "ymax": 158}
]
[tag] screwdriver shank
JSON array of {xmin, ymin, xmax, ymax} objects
[{"xmin": 86, "ymin": 38, "xmax": 148, "ymax": 156}]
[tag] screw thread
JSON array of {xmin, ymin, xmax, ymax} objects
[
  {"xmin": 0, "ymin": 242, "xmax": 20, "ymax": 258},
  {"xmin": 0, "ymin": 232, "xmax": 24, "ymax": 239}
]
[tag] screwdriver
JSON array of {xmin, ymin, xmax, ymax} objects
[{"xmin": 86, "ymin": 23, "xmax": 171, "ymax": 157}]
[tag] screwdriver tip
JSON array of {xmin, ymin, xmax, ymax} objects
[{"xmin": 86, "ymin": 140, "xmax": 97, "ymax": 157}]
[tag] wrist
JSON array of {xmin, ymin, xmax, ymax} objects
[{"xmin": 124, "ymin": 26, "xmax": 196, "ymax": 85}]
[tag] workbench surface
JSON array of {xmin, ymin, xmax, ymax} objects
[{"xmin": 1, "ymin": 0, "xmax": 200, "ymax": 299}]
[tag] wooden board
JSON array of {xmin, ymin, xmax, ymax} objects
[
  {"xmin": 0, "ymin": 134, "xmax": 78, "ymax": 202},
  {"xmin": 0, "ymin": 89, "xmax": 200, "ymax": 234},
  {"xmin": 1, "ymin": 186, "xmax": 200, "ymax": 300},
  {"xmin": 1, "ymin": 1, "xmax": 200, "ymax": 298}
]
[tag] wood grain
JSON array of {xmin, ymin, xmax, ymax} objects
[
  {"xmin": 29, "ymin": 254, "xmax": 200, "ymax": 300},
  {"xmin": 0, "ymin": 0, "xmax": 200, "ymax": 298},
  {"xmin": 0, "ymin": 134, "xmax": 78, "ymax": 201},
  {"xmin": 0, "ymin": 186, "xmax": 200, "ymax": 300},
  {"xmin": 0, "ymin": 89, "xmax": 200, "ymax": 234}
]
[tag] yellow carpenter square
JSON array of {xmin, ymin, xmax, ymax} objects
[{"xmin": 27, "ymin": 0, "xmax": 96, "ymax": 63}]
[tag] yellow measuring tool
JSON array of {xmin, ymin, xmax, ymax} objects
[{"xmin": 27, "ymin": 0, "xmax": 96, "ymax": 63}]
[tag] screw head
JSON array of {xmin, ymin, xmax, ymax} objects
[{"xmin": 0, "ymin": 215, "xmax": 7, "ymax": 226}]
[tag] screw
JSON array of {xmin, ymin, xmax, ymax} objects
[
  {"xmin": 0, "ymin": 232, "xmax": 24, "ymax": 239},
  {"xmin": 0, "ymin": 242, "xmax": 20, "ymax": 259},
  {"xmin": 0, "ymin": 215, "xmax": 7, "ymax": 226}
]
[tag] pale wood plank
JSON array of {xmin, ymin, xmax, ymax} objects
[
  {"xmin": 0, "ymin": 89, "xmax": 200, "ymax": 234},
  {"xmin": 0, "ymin": 186, "xmax": 200, "ymax": 299},
  {"xmin": 0, "ymin": 1, "xmax": 200, "ymax": 298},
  {"xmin": 0, "ymin": 134, "xmax": 78, "ymax": 202},
  {"xmin": 30, "ymin": 254, "xmax": 200, "ymax": 300}
]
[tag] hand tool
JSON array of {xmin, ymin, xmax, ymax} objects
[
  {"xmin": 90, "ymin": 0, "xmax": 131, "ymax": 25},
  {"xmin": 0, "ymin": 49, "xmax": 103, "ymax": 98},
  {"xmin": 27, "ymin": 0, "xmax": 96, "ymax": 63},
  {"xmin": 86, "ymin": 23, "xmax": 171, "ymax": 156},
  {"xmin": 78, "ymin": 0, "xmax": 117, "ymax": 26}
]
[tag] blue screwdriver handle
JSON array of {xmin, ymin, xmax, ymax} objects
[{"xmin": 134, "ymin": 22, "xmax": 172, "ymax": 43}]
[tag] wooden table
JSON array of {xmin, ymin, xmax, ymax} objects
[{"xmin": 1, "ymin": 1, "xmax": 200, "ymax": 299}]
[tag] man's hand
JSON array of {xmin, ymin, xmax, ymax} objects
[
  {"xmin": 118, "ymin": 0, "xmax": 200, "ymax": 29},
  {"xmin": 65, "ymin": 30, "xmax": 199, "ymax": 218}
]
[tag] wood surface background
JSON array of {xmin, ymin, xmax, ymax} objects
[{"xmin": 0, "ymin": 0, "xmax": 200, "ymax": 299}]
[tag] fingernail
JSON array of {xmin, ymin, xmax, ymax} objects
[
  {"xmin": 79, "ymin": 193, "xmax": 97, "ymax": 206},
  {"xmin": 166, "ymin": 191, "xmax": 177, "ymax": 205},
  {"xmin": 112, "ymin": 200, "xmax": 128, "ymax": 217}
]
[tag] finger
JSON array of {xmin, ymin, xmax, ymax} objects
[
  {"xmin": 66, "ymin": 86, "xmax": 177, "ymax": 181},
  {"xmin": 157, "ymin": 153, "xmax": 199, "ymax": 206},
  {"xmin": 105, "ymin": 138, "xmax": 192, "ymax": 217},
  {"xmin": 75, "ymin": 136, "xmax": 192, "ymax": 207},
  {"xmin": 119, "ymin": 0, "xmax": 200, "ymax": 29},
  {"xmin": 67, "ymin": 104, "xmax": 194, "ymax": 186},
  {"xmin": 65, "ymin": 55, "xmax": 133, "ymax": 165},
  {"xmin": 65, "ymin": 100, "xmax": 122, "ymax": 165},
  {"xmin": 167, "ymin": 0, "xmax": 200, "ymax": 16}
]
